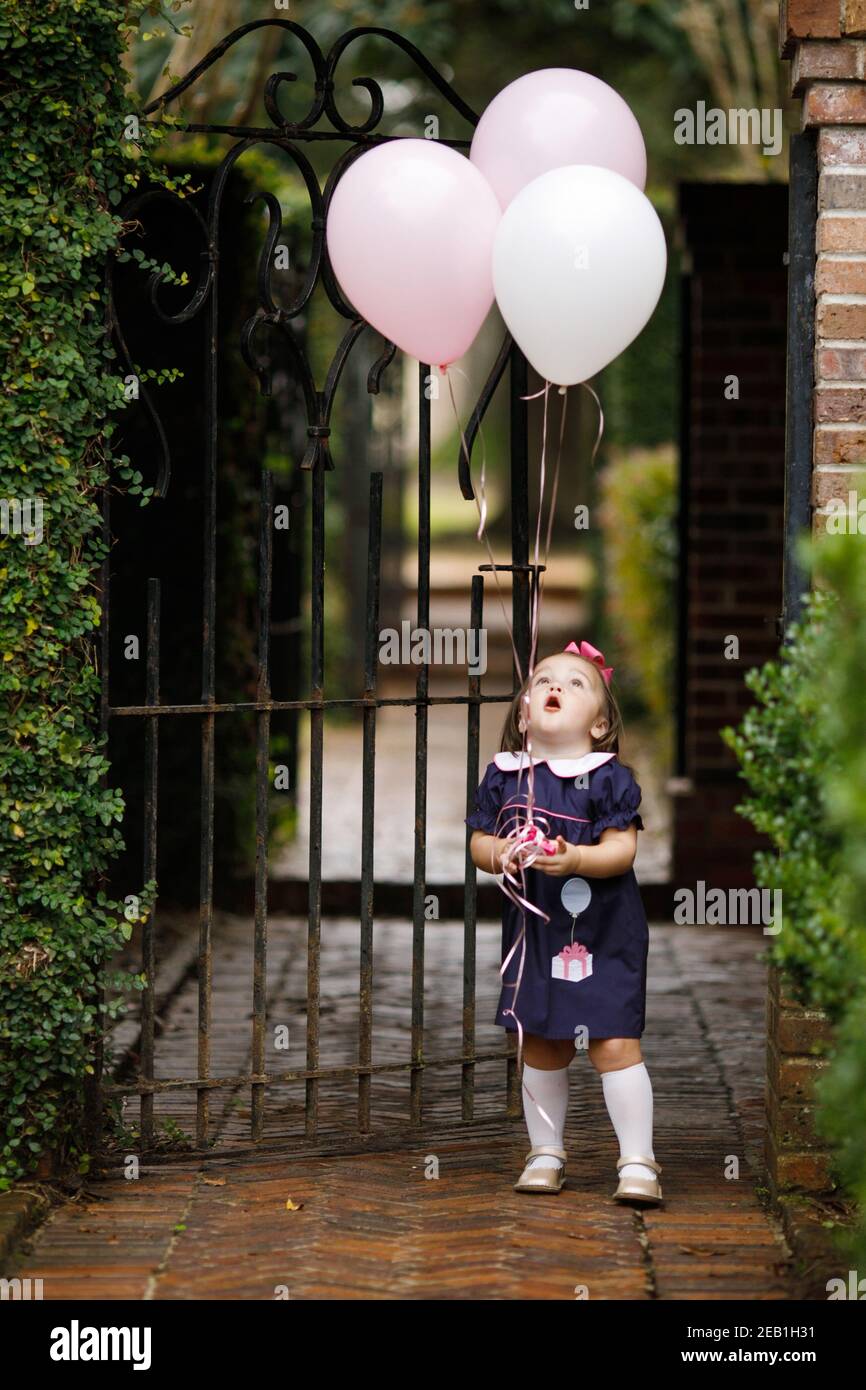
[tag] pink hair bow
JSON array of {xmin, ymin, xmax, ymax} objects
[{"xmin": 563, "ymin": 639, "xmax": 613, "ymax": 687}]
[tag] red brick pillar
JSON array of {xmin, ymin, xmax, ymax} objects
[
  {"xmin": 766, "ymin": 966, "xmax": 836, "ymax": 1194},
  {"xmin": 764, "ymin": 0, "xmax": 857, "ymax": 1200},
  {"xmin": 783, "ymin": 0, "xmax": 866, "ymax": 523}
]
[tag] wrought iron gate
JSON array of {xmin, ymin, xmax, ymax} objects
[{"xmin": 96, "ymin": 20, "xmax": 539, "ymax": 1161}]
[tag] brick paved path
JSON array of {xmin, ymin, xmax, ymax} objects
[{"xmin": 7, "ymin": 919, "xmax": 801, "ymax": 1299}]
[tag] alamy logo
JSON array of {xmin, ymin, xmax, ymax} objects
[
  {"xmin": 0, "ymin": 496, "xmax": 44, "ymax": 545},
  {"xmin": 674, "ymin": 102, "xmax": 783, "ymax": 157},
  {"xmin": 378, "ymin": 621, "xmax": 487, "ymax": 675},
  {"xmin": 1, "ymin": 1276, "xmax": 43, "ymax": 1299},
  {"xmin": 826, "ymin": 1270, "xmax": 866, "ymax": 1299},
  {"xmin": 674, "ymin": 881, "xmax": 782, "ymax": 934},
  {"xmin": 49, "ymin": 1320, "xmax": 151, "ymax": 1370}
]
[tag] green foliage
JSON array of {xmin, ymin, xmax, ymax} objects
[
  {"xmin": 126, "ymin": 0, "xmax": 743, "ymax": 191},
  {"xmin": 721, "ymin": 529, "xmax": 866, "ymax": 1262},
  {"xmin": 598, "ymin": 224, "xmax": 679, "ymax": 451},
  {"xmin": 597, "ymin": 443, "xmax": 678, "ymax": 762},
  {"xmin": 130, "ymin": 0, "xmax": 456, "ymax": 120},
  {"xmin": 0, "ymin": 0, "xmax": 174, "ymax": 1188},
  {"xmin": 719, "ymin": 582, "xmax": 853, "ymax": 1021},
  {"xmin": 804, "ymin": 533, "xmax": 866, "ymax": 1265}
]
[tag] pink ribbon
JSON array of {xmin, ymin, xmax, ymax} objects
[
  {"xmin": 563, "ymin": 639, "xmax": 613, "ymax": 687},
  {"xmin": 496, "ymin": 809, "xmax": 556, "ymax": 904},
  {"xmin": 515, "ymin": 823, "xmax": 557, "ymax": 855}
]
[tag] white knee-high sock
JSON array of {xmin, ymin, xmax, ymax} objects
[
  {"xmin": 521, "ymin": 1062, "xmax": 570, "ymax": 1169},
  {"xmin": 600, "ymin": 1061, "xmax": 656, "ymax": 1180}
]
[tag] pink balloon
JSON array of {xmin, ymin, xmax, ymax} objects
[
  {"xmin": 326, "ymin": 139, "xmax": 501, "ymax": 368},
  {"xmin": 470, "ymin": 68, "xmax": 647, "ymax": 210}
]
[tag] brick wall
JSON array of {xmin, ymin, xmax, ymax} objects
[
  {"xmin": 787, "ymin": 28, "xmax": 866, "ymax": 523},
  {"xmin": 766, "ymin": 963, "xmax": 835, "ymax": 1193},
  {"xmin": 672, "ymin": 185, "xmax": 787, "ymax": 889},
  {"xmin": 765, "ymin": 0, "xmax": 856, "ymax": 1200},
  {"xmin": 781, "ymin": 0, "xmax": 866, "ymax": 53}
]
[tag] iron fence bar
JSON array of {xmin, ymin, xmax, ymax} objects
[
  {"xmin": 251, "ymin": 470, "xmax": 274, "ymax": 1140},
  {"xmin": 140, "ymin": 578, "xmax": 160, "ymax": 1143},
  {"xmin": 410, "ymin": 362, "xmax": 431, "ymax": 1125},
  {"xmin": 151, "ymin": 123, "xmax": 472, "ymax": 150},
  {"xmin": 306, "ymin": 455, "xmax": 326, "ymax": 1138},
  {"xmin": 675, "ymin": 249, "xmax": 691, "ymax": 778},
  {"xmin": 196, "ymin": 240, "xmax": 219, "ymax": 1149},
  {"xmin": 462, "ymin": 573, "xmax": 484, "ymax": 1119},
  {"xmin": 509, "ymin": 343, "xmax": 530, "ymax": 680},
  {"xmin": 98, "ymin": 1119, "xmax": 529, "ymax": 1170},
  {"xmin": 105, "ymin": 1046, "xmax": 511, "ymax": 1094},
  {"xmin": 359, "ymin": 471, "xmax": 383, "ymax": 1131},
  {"xmin": 108, "ymin": 693, "xmax": 516, "ymax": 715},
  {"xmin": 782, "ymin": 127, "xmax": 817, "ymax": 640},
  {"xmin": 83, "ymin": 490, "xmax": 113, "ymax": 1149},
  {"xmin": 456, "ymin": 331, "xmax": 512, "ymax": 499},
  {"xmin": 506, "ymin": 343, "xmax": 529, "ymax": 1117},
  {"xmin": 140, "ymin": 19, "xmax": 480, "ymax": 129}
]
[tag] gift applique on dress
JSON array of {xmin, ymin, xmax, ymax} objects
[
  {"xmin": 552, "ymin": 940, "xmax": 593, "ymax": 981},
  {"xmin": 551, "ymin": 876, "xmax": 593, "ymax": 983}
]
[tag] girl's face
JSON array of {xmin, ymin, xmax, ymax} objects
[{"xmin": 518, "ymin": 655, "xmax": 608, "ymax": 747}]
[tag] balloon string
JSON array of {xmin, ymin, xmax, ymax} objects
[
  {"xmin": 582, "ymin": 380, "xmax": 605, "ymax": 470},
  {"xmin": 523, "ymin": 378, "xmax": 604, "ymax": 682},
  {"xmin": 512, "ymin": 379, "xmax": 551, "ymax": 889},
  {"xmin": 507, "ymin": 379, "xmax": 604, "ymax": 1091},
  {"xmin": 443, "ymin": 364, "xmax": 560, "ymax": 1082},
  {"xmin": 444, "ymin": 363, "xmax": 545, "ymax": 1082},
  {"xmin": 444, "ymin": 361, "xmax": 552, "ymax": 819},
  {"xmin": 443, "ymin": 365, "xmax": 526, "ymax": 693},
  {"xmin": 508, "ymin": 379, "xmax": 604, "ymax": 1093},
  {"xmin": 519, "ymin": 377, "xmax": 603, "ymax": 853},
  {"xmin": 513, "ymin": 380, "xmax": 583, "ymax": 850},
  {"xmin": 443, "ymin": 365, "xmax": 604, "ymax": 1092},
  {"xmin": 518, "ymin": 377, "xmax": 569, "ymax": 889},
  {"xmin": 530, "ymin": 381, "xmax": 569, "ymax": 682}
]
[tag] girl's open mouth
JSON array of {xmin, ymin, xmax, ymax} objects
[{"xmin": 544, "ymin": 694, "xmax": 561, "ymax": 711}]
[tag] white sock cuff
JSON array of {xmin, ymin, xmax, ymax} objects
[
  {"xmin": 601, "ymin": 1061, "xmax": 647, "ymax": 1085},
  {"xmin": 522, "ymin": 1061, "xmax": 570, "ymax": 1084}
]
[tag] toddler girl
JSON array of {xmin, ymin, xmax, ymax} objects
[{"xmin": 466, "ymin": 639, "xmax": 662, "ymax": 1204}]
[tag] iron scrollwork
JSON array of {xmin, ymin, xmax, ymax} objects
[{"xmin": 112, "ymin": 19, "xmax": 510, "ymax": 491}]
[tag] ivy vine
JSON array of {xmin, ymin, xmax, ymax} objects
[{"xmin": 0, "ymin": 0, "xmax": 187, "ymax": 1188}]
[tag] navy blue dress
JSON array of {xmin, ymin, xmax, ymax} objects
[{"xmin": 465, "ymin": 751, "xmax": 648, "ymax": 1041}]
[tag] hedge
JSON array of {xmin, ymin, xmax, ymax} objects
[
  {"xmin": 807, "ymin": 532, "xmax": 866, "ymax": 1268},
  {"xmin": 722, "ymin": 529, "xmax": 866, "ymax": 1265},
  {"xmin": 719, "ymin": 580, "xmax": 852, "ymax": 1020},
  {"xmin": 0, "ymin": 0, "xmax": 180, "ymax": 1188}
]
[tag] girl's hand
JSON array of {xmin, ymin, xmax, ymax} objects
[
  {"xmin": 490, "ymin": 836, "xmax": 511, "ymax": 875},
  {"xmin": 531, "ymin": 835, "xmax": 582, "ymax": 876},
  {"xmin": 469, "ymin": 831, "xmax": 510, "ymax": 876}
]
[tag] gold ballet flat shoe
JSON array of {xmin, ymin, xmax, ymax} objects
[
  {"xmin": 612, "ymin": 1154, "xmax": 663, "ymax": 1205},
  {"xmin": 513, "ymin": 1145, "xmax": 567, "ymax": 1194}
]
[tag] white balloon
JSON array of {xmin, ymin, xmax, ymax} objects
[{"xmin": 492, "ymin": 164, "xmax": 668, "ymax": 387}]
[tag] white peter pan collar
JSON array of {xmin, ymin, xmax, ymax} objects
[{"xmin": 494, "ymin": 750, "xmax": 616, "ymax": 777}]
